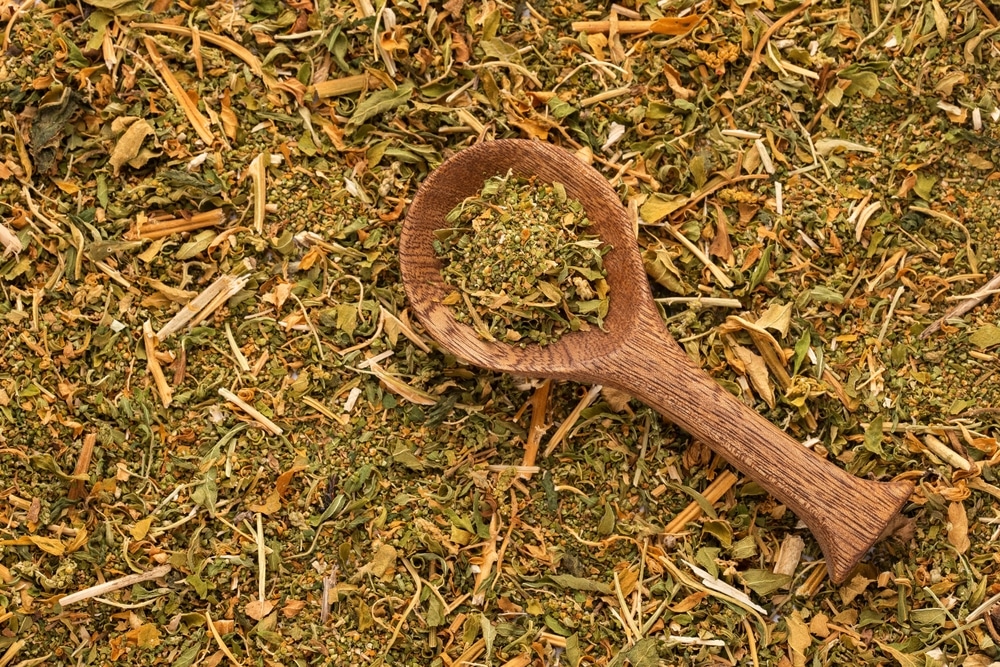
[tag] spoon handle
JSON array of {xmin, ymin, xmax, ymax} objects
[{"xmin": 598, "ymin": 327, "xmax": 912, "ymax": 584}]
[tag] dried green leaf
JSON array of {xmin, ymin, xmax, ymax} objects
[
  {"xmin": 702, "ymin": 520, "xmax": 733, "ymax": 548},
  {"xmin": 733, "ymin": 345, "xmax": 774, "ymax": 408},
  {"xmin": 346, "ymin": 82, "xmax": 414, "ymax": 132},
  {"xmin": 843, "ymin": 71, "xmax": 880, "ymax": 98},
  {"xmin": 864, "ymin": 416, "xmax": 886, "ymax": 457},
  {"xmin": 741, "ymin": 569, "xmax": 791, "ymax": 596},
  {"xmin": 565, "ymin": 634, "xmax": 582, "ymax": 667},
  {"xmin": 548, "ymin": 574, "xmax": 612, "ymax": 594},
  {"xmin": 914, "ymin": 173, "xmax": 937, "ymax": 200},
  {"xmin": 597, "ymin": 502, "xmax": 615, "ymax": 535},
  {"xmin": 969, "ymin": 324, "xmax": 1000, "ymax": 349},
  {"xmin": 876, "ymin": 642, "xmax": 924, "ymax": 667}
]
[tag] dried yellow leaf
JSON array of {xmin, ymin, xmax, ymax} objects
[
  {"xmin": 130, "ymin": 516, "xmax": 155, "ymax": 541},
  {"xmin": 732, "ymin": 345, "xmax": 774, "ymax": 408},
  {"xmin": 649, "ymin": 14, "xmax": 702, "ymax": 35},
  {"xmin": 28, "ymin": 534, "xmax": 66, "ymax": 556},
  {"xmin": 249, "ymin": 491, "xmax": 282, "ymax": 515},
  {"xmin": 109, "ymin": 118, "xmax": 153, "ymax": 175},
  {"xmin": 786, "ymin": 609, "xmax": 811, "ymax": 667},
  {"xmin": 947, "ymin": 501, "xmax": 970, "ymax": 553},
  {"xmin": 755, "ymin": 302, "xmax": 792, "ymax": 338}
]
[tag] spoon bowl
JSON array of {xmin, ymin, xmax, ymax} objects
[
  {"xmin": 401, "ymin": 139, "xmax": 647, "ymax": 373},
  {"xmin": 401, "ymin": 139, "xmax": 912, "ymax": 583}
]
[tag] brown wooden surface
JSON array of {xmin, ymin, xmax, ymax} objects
[{"xmin": 400, "ymin": 139, "xmax": 913, "ymax": 584}]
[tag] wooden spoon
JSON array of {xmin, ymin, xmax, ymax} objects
[{"xmin": 400, "ymin": 139, "xmax": 912, "ymax": 584}]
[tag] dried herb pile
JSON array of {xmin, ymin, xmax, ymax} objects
[
  {"xmin": 434, "ymin": 173, "xmax": 609, "ymax": 345},
  {"xmin": 1, "ymin": 0, "xmax": 1000, "ymax": 665}
]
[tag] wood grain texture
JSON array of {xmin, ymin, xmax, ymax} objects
[{"xmin": 400, "ymin": 139, "xmax": 912, "ymax": 583}]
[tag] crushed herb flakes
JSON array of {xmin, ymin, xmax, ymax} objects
[{"xmin": 434, "ymin": 173, "xmax": 610, "ymax": 345}]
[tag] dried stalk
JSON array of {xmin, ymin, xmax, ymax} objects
[
  {"xmin": 571, "ymin": 16, "xmax": 703, "ymax": 35},
  {"xmin": 143, "ymin": 37, "xmax": 216, "ymax": 145},
  {"xmin": 921, "ymin": 270, "xmax": 1000, "ymax": 339},
  {"xmin": 655, "ymin": 297, "xmax": 743, "ymax": 308},
  {"xmin": 156, "ymin": 273, "xmax": 248, "ymax": 341},
  {"xmin": 452, "ymin": 639, "xmax": 486, "ymax": 666},
  {"xmin": 664, "ymin": 470, "xmax": 738, "ymax": 534},
  {"xmin": 0, "ymin": 639, "xmax": 26, "ymax": 667},
  {"xmin": 382, "ymin": 558, "xmax": 422, "ymax": 658},
  {"xmin": 571, "ymin": 19, "xmax": 658, "ymax": 34},
  {"xmin": 248, "ymin": 152, "xmax": 267, "ymax": 233},
  {"xmin": 255, "ymin": 513, "xmax": 266, "ymax": 603},
  {"xmin": 923, "ymin": 434, "xmax": 971, "ymax": 471},
  {"xmin": 662, "ymin": 223, "xmax": 735, "ymax": 288},
  {"xmin": 68, "ymin": 433, "xmax": 96, "ymax": 501},
  {"xmin": 795, "ymin": 562, "xmax": 828, "ymax": 597},
  {"xmin": 521, "ymin": 379, "xmax": 552, "ymax": 474},
  {"xmin": 135, "ymin": 23, "xmax": 266, "ymax": 79},
  {"xmin": 773, "ymin": 534, "xmax": 805, "ymax": 580},
  {"xmin": 910, "ymin": 205, "xmax": 977, "ymax": 272},
  {"xmin": 59, "ymin": 564, "xmax": 171, "ymax": 607},
  {"xmin": 218, "ymin": 387, "xmax": 283, "ymax": 436},
  {"xmin": 301, "ymin": 396, "xmax": 349, "ymax": 424},
  {"xmin": 973, "ymin": 0, "xmax": 1000, "ymax": 25},
  {"xmin": 1, "ymin": 0, "xmax": 37, "ymax": 52},
  {"xmin": 736, "ymin": 0, "xmax": 814, "ymax": 96},
  {"xmin": 224, "ymin": 322, "xmax": 251, "ymax": 372},
  {"xmin": 143, "ymin": 320, "xmax": 173, "ymax": 408},
  {"xmin": 131, "ymin": 209, "xmax": 225, "ymax": 240},
  {"xmin": 310, "ymin": 74, "xmax": 370, "ymax": 98},
  {"xmin": 188, "ymin": 275, "xmax": 248, "ymax": 330},
  {"xmin": 205, "ymin": 606, "xmax": 241, "ymax": 666},
  {"xmin": 542, "ymin": 384, "xmax": 603, "ymax": 457},
  {"xmin": 379, "ymin": 306, "xmax": 432, "ymax": 353}
]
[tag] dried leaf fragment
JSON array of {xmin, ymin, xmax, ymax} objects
[
  {"xmin": 839, "ymin": 572, "xmax": 872, "ymax": 605},
  {"xmin": 0, "ymin": 222, "xmax": 23, "ymax": 256},
  {"xmin": 755, "ymin": 302, "xmax": 792, "ymax": 338},
  {"xmin": 130, "ymin": 516, "xmax": 155, "ymax": 541},
  {"xmin": 351, "ymin": 542, "xmax": 398, "ymax": 582},
  {"xmin": 125, "ymin": 623, "xmax": 161, "ymax": 649},
  {"xmin": 970, "ymin": 324, "xmax": 1000, "ymax": 349},
  {"xmin": 109, "ymin": 118, "xmax": 153, "ymax": 175},
  {"xmin": 732, "ymin": 345, "xmax": 774, "ymax": 407},
  {"xmin": 249, "ymin": 491, "xmax": 281, "ymax": 515},
  {"xmin": 709, "ymin": 203, "xmax": 733, "ymax": 264},
  {"xmin": 876, "ymin": 641, "xmax": 923, "ymax": 667},
  {"xmin": 249, "ymin": 152, "xmax": 268, "ymax": 233},
  {"xmin": 27, "ymin": 535, "xmax": 66, "ymax": 556},
  {"xmin": 639, "ymin": 193, "xmax": 688, "ymax": 223},
  {"xmin": 947, "ymin": 501, "xmax": 970, "ymax": 553},
  {"xmin": 245, "ymin": 599, "xmax": 275, "ymax": 621},
  {"xmin": 649, "ymin": 14, "xmax": 703, "ymax": 35},
  {"xmin": 814, "ymin": 138, "xmax": 878, "ymax": 156}
]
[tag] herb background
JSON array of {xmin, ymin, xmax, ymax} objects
[{"xmin": 1, "ymin": 0, "xmax": 1000, "ymax": 664}]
